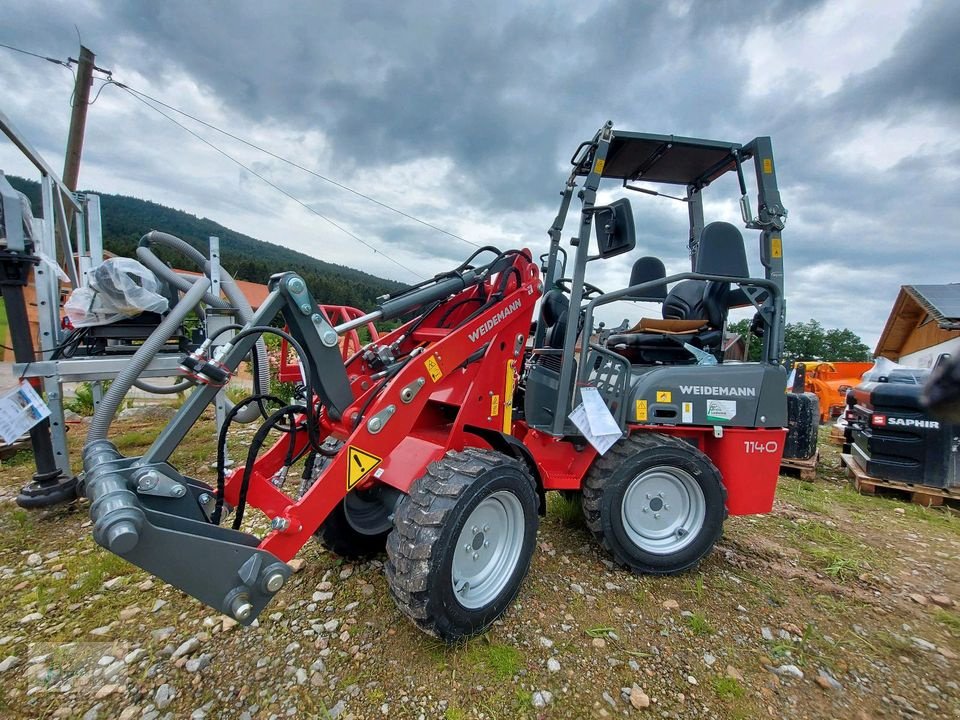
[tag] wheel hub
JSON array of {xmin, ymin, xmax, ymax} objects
[
  {"xmin": 621, "ymin": 466, "xmax": 706, "ymax": 555},
  {"xmin": 451, "ymin": 491, "xmax": 525, "ymax": 609}
]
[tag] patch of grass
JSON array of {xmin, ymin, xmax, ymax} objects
[
  {"xmin": 66, "ymin": 551, "xmax": 136, "ymax": 602},
  {"xmin": 685, "ymin": 612, "xmax": 714, "ymax": 636},
  {"xmin": 903, "ymin": 503, "xmax": 959, "ymax": 532},
  {"xmin": 684, "ymin": 574, "xmax": 707, "ymax": 600},
  {"xmin": 548, "ymin": 491, "xmax": 583, "ymax": 526},
  {"xmin": 226, "ymin": 384, "xmax": 249, "ymax": 404},
  {"xmin": 1, "ymin": 449, "xmax": 36, "ymax": 467},
  {"xmin": 3, "ymin": 507, "xmax": 35, "ymax": 544},
  {"xmin": 114, "ymin": 429, "xmax": 161, "ymax": 450},
  {"xmin": 712, "ymin": 676, "xmax": 744, "ymax": 699},
  {"xmin": 445, "ymin": 707, "xmax": 466, "ymax": 720},
  {"xmin": 585, "ymin": 626, "xmax": 616, "ymax": 638},
  {"xmin": 463, "ymin": 642, "xmax": 522, "ymax": 680},
  {"xmin": 512, "ymin": 689, "xmax": 533, "ymax": 712},
  {"xmin": 934, "ymin": 608, "xmax": 960, "ymax": 635},
  {"xmin": 809, "ymin": 548, "xmax": 862, "ymax": 582}
]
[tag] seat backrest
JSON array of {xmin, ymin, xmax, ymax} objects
[
  {"xmin": 662, "ymin": 280, "xmax": 707, "ymax": 321},
  {"xmin": 695, "ymin": 222, "xmax": 749, "ymax": 329},
  {"xmin": 627, "ymin": 256, "xmax": 667, "ymax": 301},
  {"xmin": 695, "ymin": 221, "xmax": 749, "ymax": 277},
  {"xmin": 539, "ymin": 288, "xmax": 570, "ymax": 349}
]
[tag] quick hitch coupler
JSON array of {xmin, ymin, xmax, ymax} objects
[{"xmin": 84, "ymin": 440, "xmax": 146, "ymax": 555}]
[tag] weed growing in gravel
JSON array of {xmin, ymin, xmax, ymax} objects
[
  {"xmin": 585, "ymin": 626, "xmax": 616, "ymax": 638},
  {"xmin": 548, "ymin": 491, "xmax": 584, "ymax": 526},
  {"xmin": 4, "ymin": 507, "xmax": 35, "ymax": 543},
  {"xmin": 712, "ymin": 676, "xmax": 745, "ymax": 699},
  {"xmin": 444, "ymin": 707, "xmax": 466, "ymax": 720},
  {"xmin": 935, "ymin": 608, "xmax": 960, "ymax": 635},
  {"xmin": 463, "ymin": 642, "xmax": 522, "ymax": 680},
  {"xmin": 685, "ymin": 612, "xmax": 714, "ymax": 635},
  {"xmin": 904, "ymin": 503, "xmax": 959, "ymax": 531},
  {"xmin": 114, "ymin": 429, "xmax": 161, "ymax": 450},
  {"xmin": 684, "ymin": 574, "xmax": 707, "ymax": 600},
  {"xmin": 811, "ymin": 549, "xmax": 862, "ymax": 582},
  {"xmin": 0, "ymin": 449, "xmax": 35, "ymax": 467}
]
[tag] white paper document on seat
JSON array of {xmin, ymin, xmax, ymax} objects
[{"xmin": 568, "ymin": 386, "xmax": 622, "ymax": 455}]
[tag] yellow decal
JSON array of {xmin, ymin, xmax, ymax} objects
[
  {"xmin": 635, "ymin": 399, "xmax": 648, "ymax": 421},
  {"xmin": 762, "ymin": 157, "xmax": 773, "ymax": 174},
  {"xmin": 656, "ymin": 390, "xmax": 672, "ymax": 403},
  {"xmin": 771, "ymin": 236, "xmax": 782, "ymax": 258},
  {"xmin": 502, "ymin": 359, "xmax": 516, "ymax": 433},
  {"xmin": 490, "ymin": 394, "xmax": 500, "ymax": 417},
  {"xmin": 424, "ymin": 355, "xmax": 443, "ymax": 383},
  {"xmin": 593, "ymin": 158, "xmax": 606, "ymax": 175},
  {"xmin": 347, "ymin": 446, "xmax": 382, "ymax": 490}
]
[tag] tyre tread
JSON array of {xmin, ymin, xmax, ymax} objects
[
  {"xmin": 581, "ymin": 432, "xmax": 728, "ymax": 573},
  {"xmin": 386, "ymin": 448, "xmax": 535, "ymax": 639}
]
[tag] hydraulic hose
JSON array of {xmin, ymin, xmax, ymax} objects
[
  {"xmin": 133, "ymin": 378, "xmax": 194, "ymax": 394},
  {"xmin": 86, "ymin": 277, "xmax": 212, "ymax": 444},
  {"xmin": 137, "ymin": 231, "xmax": 270, "ymax": 422}
]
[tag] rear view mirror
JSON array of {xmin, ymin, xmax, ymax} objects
[{"xmin": 593, "ymin": 198, "xmax": 635, "ymax": 259}]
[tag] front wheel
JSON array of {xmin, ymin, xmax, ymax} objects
[
  {"xmin": 386, "ymin": 448, "xmax": 539, "ymax": 642},
  {"xmin": 582, "ymin": 433, "xmax": 726, "ymax": 574}
]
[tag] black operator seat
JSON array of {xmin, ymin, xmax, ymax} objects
[
  {"xmin": 606, "ymin": 222, "xmax": 749, "ymax": 364},
  {"xmin": 625, "ymin": 257, "xmax": 668, "ymax": 301},
  {"xmin": 539, "ymin": 288, "xmax": 571, "ymax": 349}
]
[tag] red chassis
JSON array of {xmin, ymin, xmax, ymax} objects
[{"xmin": 221, "ymin": 250, "xmax": 782, "ymax": 563}]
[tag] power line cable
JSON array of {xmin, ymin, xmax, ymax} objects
[
  {"xmin": 0, "ymin": 41, "xmax": 71, "ymax": 68},
  {"xmin": 114, "ymin": 82, "xmax": 480, "ymax": 248},
  {"xmin": 117, "ymin": 84, "xmax": 425, "ymax": 279}
]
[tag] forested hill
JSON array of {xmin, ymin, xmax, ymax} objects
[{"xmin": 7, "ymin": 176, "xmax": 406, "ymax": 309}]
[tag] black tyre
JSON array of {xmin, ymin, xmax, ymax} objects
[
  {"xmin": 315, "ymin": 489, "xmax": 393, "ymax": 561},
  {"xmin": 582, "ymin": 433, "xmax": 726, "ymax": 574},
  {"xmin": 385, "ymin": 448, "xmax": 539, "ymax": 642}
]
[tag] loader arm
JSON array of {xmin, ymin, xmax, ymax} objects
[{"xmin": 83, "ymin": 249, "xmax": 541, "ymax": 624}]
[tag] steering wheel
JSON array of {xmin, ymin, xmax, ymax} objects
[{"xmin": 556, "ymin": 278, "xmax": 605, "ymax": 299}]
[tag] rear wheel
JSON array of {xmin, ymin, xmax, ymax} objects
[
  {"xmin": 316, "ymin": 489, "xmax": 395, "ymax": 560},
  {"xmin": 582, "ymin": 433, "xmax": 726, "ymax": 574},
  {"xmin": 386, "ymin": 448, "xmax": 539, "ymax": 641}
]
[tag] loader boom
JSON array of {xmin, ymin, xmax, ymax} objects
[{"xmin": 84, "ymin": 249, "xmax": 541, "ymax": 623}]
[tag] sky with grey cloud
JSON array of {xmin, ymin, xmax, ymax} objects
[{"xmin": 1, "ymin": 0, "xmax": 957, "ymax": 348}]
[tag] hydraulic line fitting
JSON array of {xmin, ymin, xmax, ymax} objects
[{"xmin": 179, "ymin": 338, "xmax": 233, "ymax": 386}]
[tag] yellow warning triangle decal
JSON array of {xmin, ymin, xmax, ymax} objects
[{"xmin": 347, "ymin": 446, "xmax": 382, "ymax": 490}]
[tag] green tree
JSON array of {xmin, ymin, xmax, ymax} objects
[{"xmin": 727, "ymin": 317, "xmax": 871, "ymax": 365}]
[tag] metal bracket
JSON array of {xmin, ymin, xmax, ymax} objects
[
  {"xmin": 135, "ymin": 469, "xmax": 187, "ymax": 498},
  {"xmin": 367, "ymin": 404, "xmax": 396, "ymax": 434},
  {"xmin": 399, "ymin": 378, "xmax": 426, "ymax": 404}
]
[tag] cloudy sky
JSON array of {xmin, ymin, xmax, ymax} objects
[{"xmin": 2, "ymin": 0, "xmax": 957, "ymax": 348}]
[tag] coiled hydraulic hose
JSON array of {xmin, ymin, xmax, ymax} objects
[{"xmin": 86, "ymin": 277, "xmax": 212, "ymax": 443}]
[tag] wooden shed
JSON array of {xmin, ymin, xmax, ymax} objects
[{"xmin": 874, "ymin": 284, "xmax": 960, "ymax": 368}]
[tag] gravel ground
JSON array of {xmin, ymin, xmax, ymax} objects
[{"xmin": 0, "ymin": 422, "xmax": 957, "ymax": 719}]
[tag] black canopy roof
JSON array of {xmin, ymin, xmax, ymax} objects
[{"xmin": 576, "ymin": 131, "xmax": 742, "ymax": 187}]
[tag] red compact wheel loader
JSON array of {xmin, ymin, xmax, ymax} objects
[{"xmin": 82, "ymin": 122, "xmax": 789, "ymax": 641}]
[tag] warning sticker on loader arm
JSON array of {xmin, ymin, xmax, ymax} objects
[
  {"xmin": 424, "ymin": 355, "xmax": 443, "ymax": 383},
  {"xmin": 347, "ymin": 446, "xmax": 382, "ymax": 490}
]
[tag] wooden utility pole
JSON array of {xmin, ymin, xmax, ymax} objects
[{"xmin": 62, "ymin": 45, "xmax": 95, "ymax": 194}]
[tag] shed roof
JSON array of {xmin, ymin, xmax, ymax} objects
[{"xmin": 874, "ymin": 284, "xmax": 960, "ymax": 357}]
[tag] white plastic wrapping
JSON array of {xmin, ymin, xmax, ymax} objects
[{"xmin": 64, "ymin": 257, "xmax": 169, "ymax": 327}]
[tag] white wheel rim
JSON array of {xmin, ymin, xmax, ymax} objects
[
  {"xmin": 621, "ymin": 465, "xmax": 706, "ymax": 555},
  {"xmin": 451, "ymin": 490, "xmax": 525, "ymax": 609}
]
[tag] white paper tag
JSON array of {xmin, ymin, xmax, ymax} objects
[
  {"xmin": 569, "ymin": 386, "xmax": 622, "ymax": 455},
  {"xmin": 681, "ymin": 401, "xmax": 693, "ymax": 424},
  {"xmin": 0, "ymin": 381, "xmax": 51, "ymax": 444}
]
